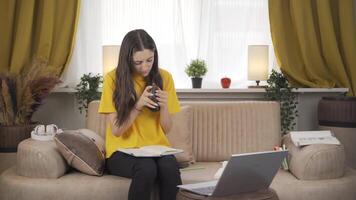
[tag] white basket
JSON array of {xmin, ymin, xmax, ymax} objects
[{"xmin": 31, "ymin": 124, "xmax": 63, "ymax": 141}]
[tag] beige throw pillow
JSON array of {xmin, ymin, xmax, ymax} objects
[
  {"xmin": 167, "ymin": 106, "xmax": 195, "ymax": 165},
  {"xmin": 54, "ymin": 129, "xmax": 105, "ymax": 176}
]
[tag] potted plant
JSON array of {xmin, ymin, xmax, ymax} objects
[
  {"xmin": 265, "ymin": 69, "xmax": 298, "ymax": 135},
  {"xmin": 0, "ymin": 59, "xmax": 61, "ymax": 152},
  {"xmin": 185, "ymin": 59, "xmax": 208, "ymax": 88},
  {"xmin": 75, "ymin": 73, "xmax": 102, "ymax": 115}
]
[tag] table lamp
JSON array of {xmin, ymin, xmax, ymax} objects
[
  {"xmin": 248, "ymin": 45, "xmax": 268, "ymax": 88},
  {"xmin": 102, "ymin": 45, "xmax": 120, "ymax": 75}
]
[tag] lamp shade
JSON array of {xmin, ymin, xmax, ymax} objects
[
  {"xmin": 102, "ymin": 45, "xmax": 120, "ymax": 75},
  {"xmin": 248, "ymin": 45, "xmax": 269, "ymax": 81}
]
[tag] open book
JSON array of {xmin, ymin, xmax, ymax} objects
[
  {"xmin": 290, "ymin": 130, "xmax": 340, "ymax": 147},
  {"xmin": 118, "ymin": 145, "xmax": 183, "ymax": 157}
]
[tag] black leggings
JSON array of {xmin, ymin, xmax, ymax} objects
[{"xmin": 106, "ymin": 151, "xmax": 182, "ymax": 200}]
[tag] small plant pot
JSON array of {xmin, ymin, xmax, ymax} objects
[{"xmin": 191, "ymin": 77, "xmax": 202, "ymax": 88}]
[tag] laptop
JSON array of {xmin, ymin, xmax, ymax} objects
[{"xmin": 178, "ymin": 150, "xmax": 288, "ymax": 197}]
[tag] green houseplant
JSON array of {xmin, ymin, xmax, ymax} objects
[
  {"xmin": 265, "ymin": 69, "xmax": 298, "ymax": 135},
  {"xmin": 75, "ymin": 73, "xmax": 102, "ymax": 115},
  {"xmin": 185, "ymin": 59, "xmax": 208, "ymax": 88},
  {"xmin": 0, "ymin": 59, "xmax": 61, "ymax": 151}
]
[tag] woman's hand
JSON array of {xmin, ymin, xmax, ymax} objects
[
  {"xmin": 155, "ymin": 88, "xmax": 168, "ymax": 110},
  {"xmin": 156, "ymin": 87, "xmax": 173, "ymax": 133},
  {"xmin": 136, "ymin": 86, "xmax": 159, "ymax": 110}
]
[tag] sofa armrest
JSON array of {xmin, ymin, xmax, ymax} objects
[
  {"xmin": 17, "ymin": 139, "xmax": 68, "ymax": 178},
  {"xmin": 87, "ymin": 100, "xmax": 106, "ymax": 139},
  {"xmin": 283, "ymin": 134, "xmax": 345, "ymax": 180}
]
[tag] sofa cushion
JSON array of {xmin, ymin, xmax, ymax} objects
[
  {"xmin": 167, "ymin": 106, "xmax": 195, "ymax": 165},
  {"xmin": 271, "ymin": 168, "xmax": 356, "ymax": 200},
  {"xmin": 54, "ymin": 129, "xmax": 105, "ymax": 176},
  {"xmin": 16, "ymin": 139, "xmax": 68, "ymax": 178},
  {"xmin": 181, "ymin": 101, "xmax": 281, "ymax": 162},
  {"xmin": 0, "ymin": 167, "xmax": 131, "ymax": 200},
  {"xmin": 87, "ymin": 100, "xmax": 107, "ymax": 139},
  {"xmin": 283, "ymin": 134, "xmax": 345, "ymax": 180},
  {"xmin": 180, "ymin": 162, "xmax": 221, "ymax": 184},
  {"xmin": 3, "ymin": 164, "xmax": 356, "ymax": 200}
]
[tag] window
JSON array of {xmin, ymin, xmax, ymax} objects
[{"xmin": 63, "ymin": 0, "xmax": 275, "ymax": 88}]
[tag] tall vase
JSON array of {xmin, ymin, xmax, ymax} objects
[
  {"xmin": 0, "ymin": 124, "xmax": 36, "ymax": 152},
  {"xmin": 191, "ymin": 77, "xmax": 202, "ymax": 88}
]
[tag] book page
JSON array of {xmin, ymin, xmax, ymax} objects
[
  {"xmin": 118, "ymin": 145, "xmax": 183, "ymax": 157},
  {"xmin": 118, "ymin": 148, "xmax": 160, "ymax": 157},
  {"xmin": 140, "ymin": 145, "xmax": 179, "ymax": 155},
  {"xmin": 140, "ymin": 145, "xmax": 182, "ymax": 155}
]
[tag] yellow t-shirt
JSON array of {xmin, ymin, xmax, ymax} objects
[{"xmin": 99, "ymin": 68, "xmax": 180, "ymax": 158}]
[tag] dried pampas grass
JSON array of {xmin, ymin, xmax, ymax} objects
[{"xmin": 0, "ymin": 59, "xmax": 61, "ymax": 126}]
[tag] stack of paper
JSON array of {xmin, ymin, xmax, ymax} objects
[{"xmin": 290, "ymin": 130, "xmax": 340, "ymax": 147}]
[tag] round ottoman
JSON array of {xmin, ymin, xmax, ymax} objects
[
  {"xmin": 318, "ymin": 96, "xmax": 356, "ymax": 169},
  {"xmin": 16, "ymin": 139, "xmax": 68, "ymax": 178}
]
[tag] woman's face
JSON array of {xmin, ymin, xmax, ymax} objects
[{"xmin": 132, "ymin": 49, "xmax": 154, "ymax": 77}]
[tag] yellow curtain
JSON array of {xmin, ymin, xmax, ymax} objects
[
  {"xmin": 0, "ymin": 0, "xmax": 80, "ymax": 76},
  {"xmin": 269, "ymin": 0, "xmax": 356, "ymax": 96}
]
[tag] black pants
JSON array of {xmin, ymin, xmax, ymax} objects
[{"xmin": 106, "ymin": 151, "xmax": 182, "ymax": 200}]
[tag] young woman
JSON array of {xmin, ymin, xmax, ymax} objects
[{"xmin": 99, "ymin": 29, "xmax": 182, "ymax": 200}]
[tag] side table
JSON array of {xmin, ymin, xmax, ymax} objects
[{"xmin": 177, "ymin": 188, "xmax": 279, "ymax": 200}]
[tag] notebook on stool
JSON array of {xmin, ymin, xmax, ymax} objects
[{"xmin": 178, "ymin": 150, "xmax": 288, "ymax": 197}]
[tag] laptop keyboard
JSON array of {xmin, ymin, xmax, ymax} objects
[{"xmin": 192, "ymin": 186, "xmax": 216, "ymax": 195}]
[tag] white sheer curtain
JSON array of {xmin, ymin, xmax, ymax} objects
[
  {"xmin": 61, "ymin": 0, "xmax": 103, "ymax": 88},
  {"xmin": 62, "ymin": 0, "xmax": 274, "ymax": 88},
  {"xmin": 195, "ymin": 0, "xmax": 274, "ymax": 87}
]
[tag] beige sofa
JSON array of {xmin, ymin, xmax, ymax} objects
[{"xmin": 1, "ymin": 101, "xmax": 356, "ymax": 200}]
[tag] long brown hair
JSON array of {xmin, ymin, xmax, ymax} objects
[{"xmin": 113, "ymin": 29, "xmax": 163, "ymax": 126}]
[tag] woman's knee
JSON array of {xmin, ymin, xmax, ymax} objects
[
  {"xmin": 157, "ymin": 156, "xmax": 182, "ymax": 186},
  {"xmin": 133, "ymin": 158, "xmax": 157, "ymax": 181},
  {"xmin": 157, "ymin": 156, "xmax": 180, "ymax": 173}
]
